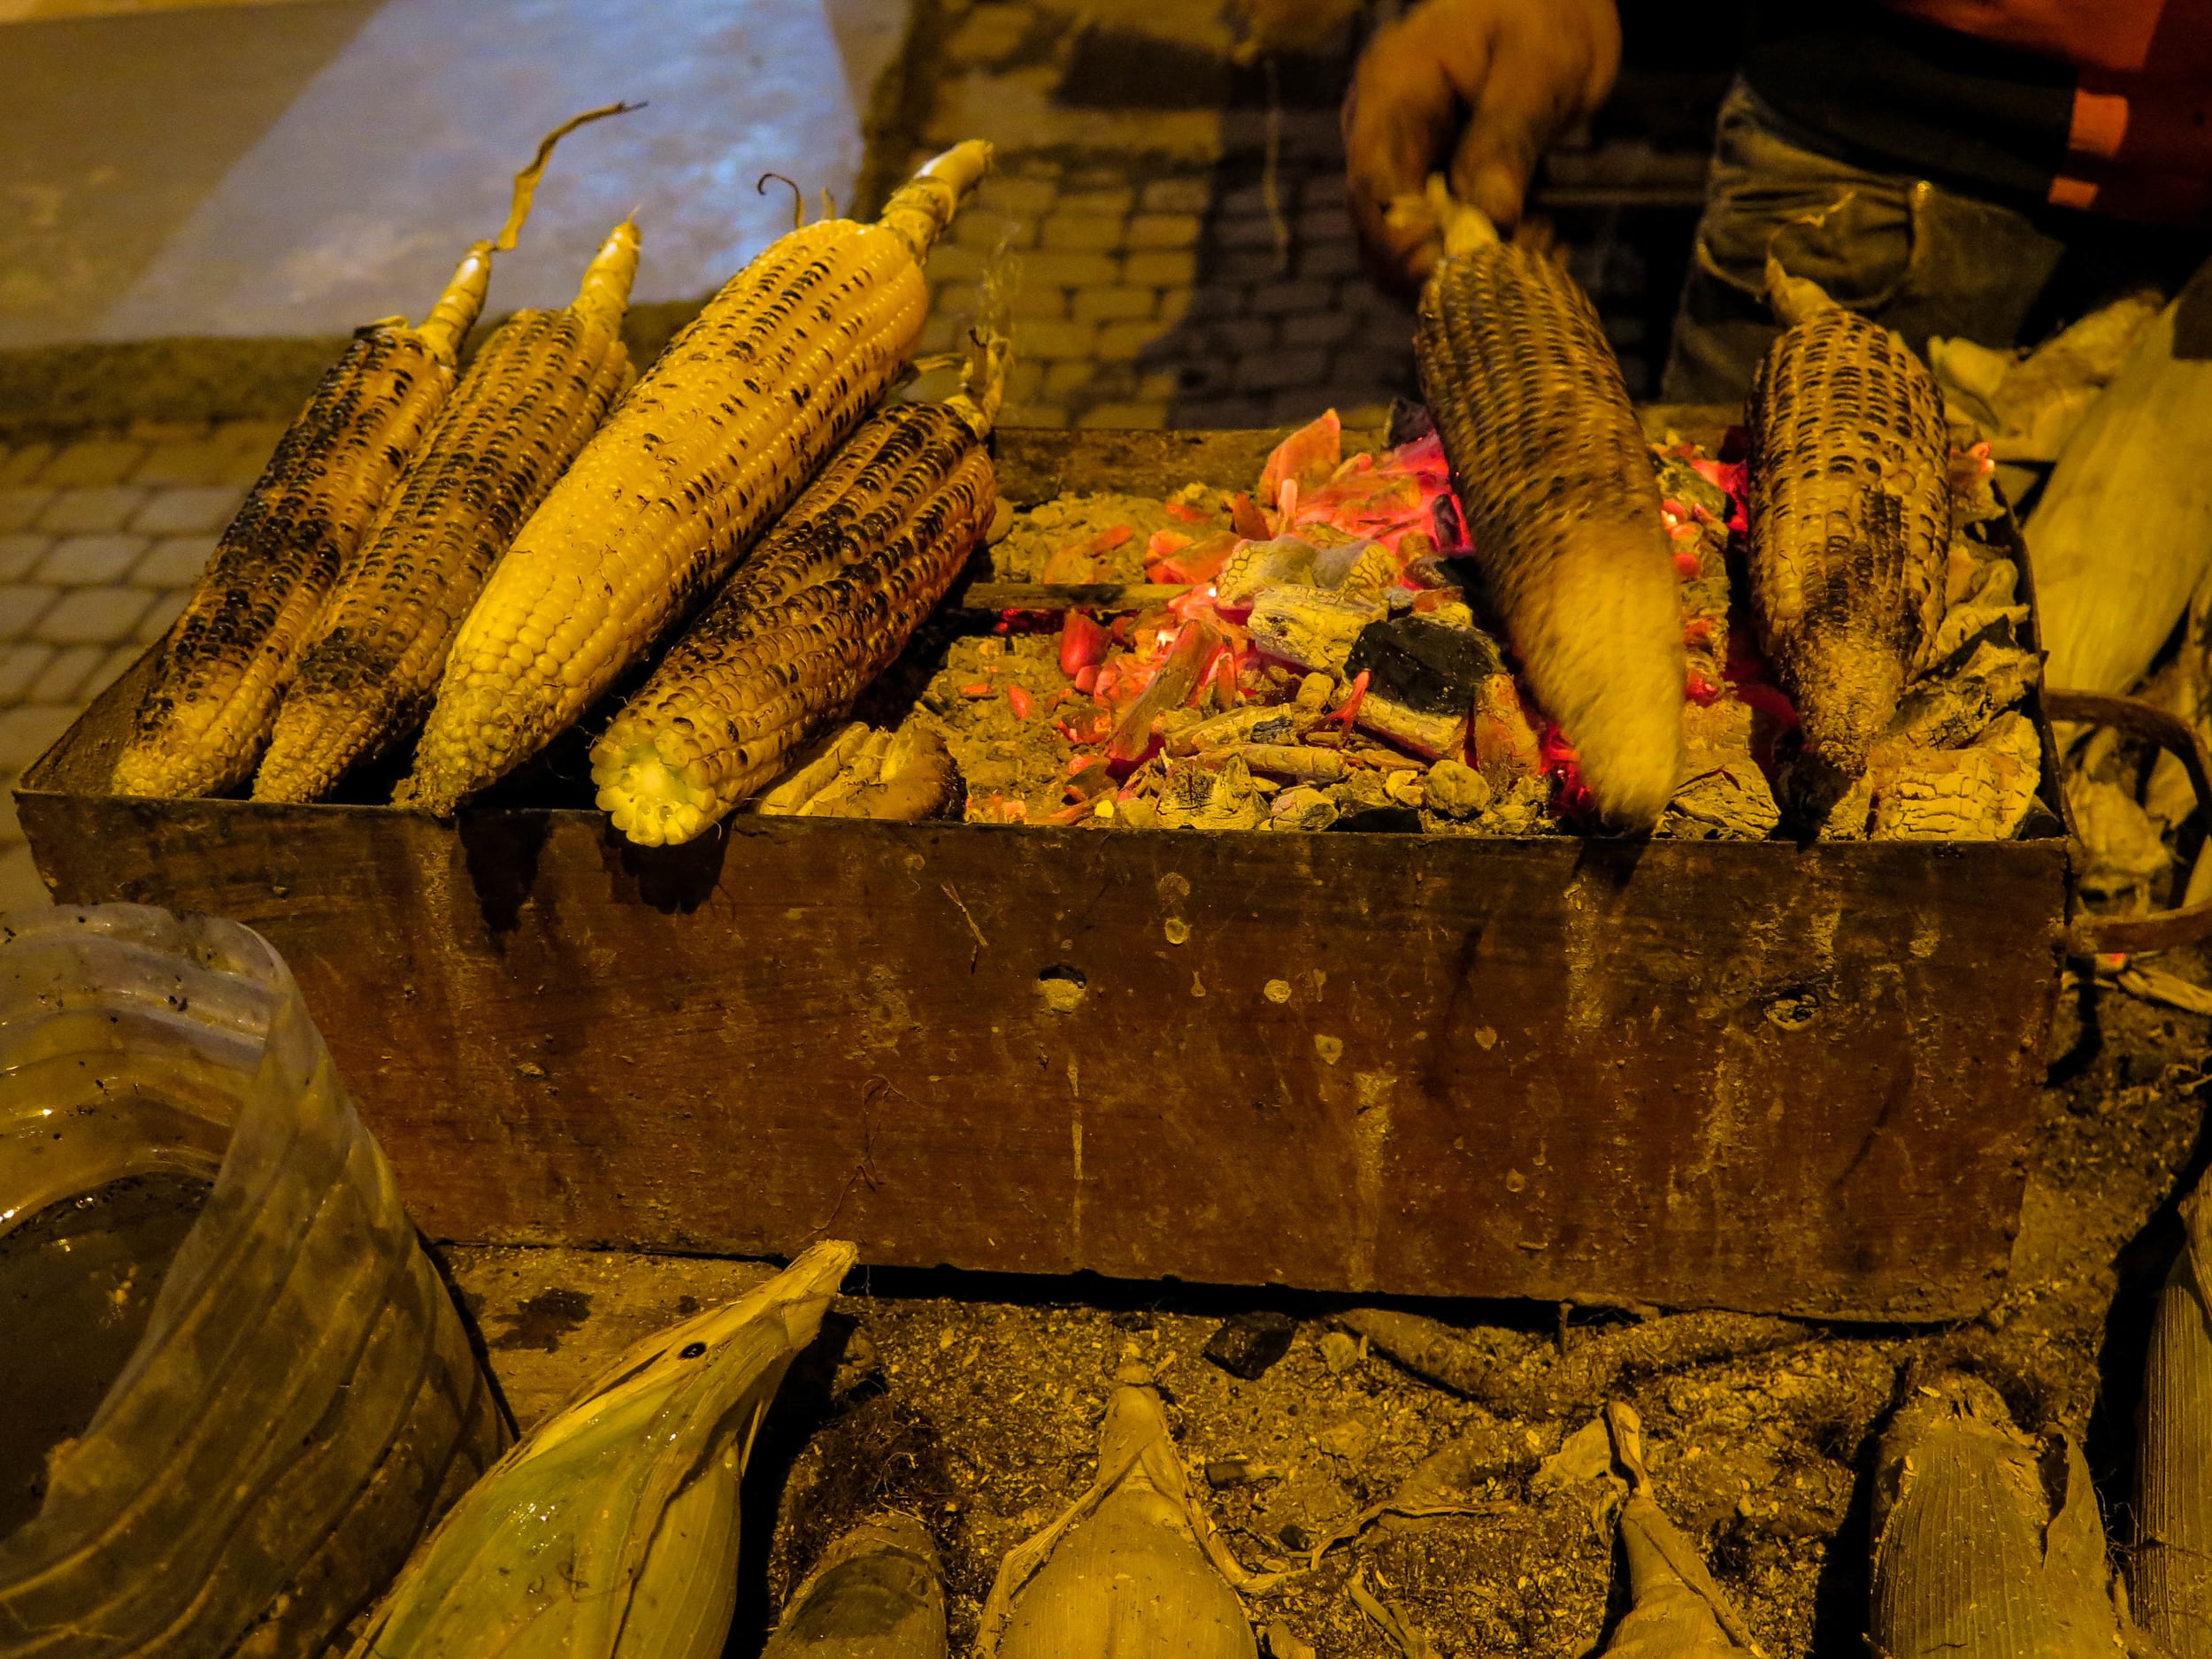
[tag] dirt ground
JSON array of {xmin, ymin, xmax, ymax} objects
[{"xmin": 435, "ymin": 957, "xmax": 2208, "ymax": 1658}]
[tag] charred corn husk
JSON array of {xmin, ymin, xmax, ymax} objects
[
  {"xmin": 253, "ymin": 219, "xmax": 641, "ymax": 803},
  {"xmin": 1869, "ymin": 1370, "xmax": 2124, "ymax": 1659},
  {"xmin": 349, "ymin": 1240, "xmax": 855, "ymax": 1659},
  {"xmin": 110, "ymin": 105, "xmax": 631, "ymax": 803},
  {"xmin": 590, "ymin": 336, "xmax": 1004, "ymax": 844},
  {"xmin": 2135, "ymin": 1164, "xmax": 2212, "ymax": 1656},
  {"xmin": 109, "ymin": 253, "xmax": 486, "ymax": 800},
  {"xmin": 979, "ymin": 1382, "xmax": 1278, "ymax": 1659},
  {"xmin": 1747, "ymin": 260, "xmax": 1949, "ymax": 802},
  {"xmin": 1407, "ymin": 179, "xmax": 1685, "ymax": 829},
  {"xmin": 762, "ymin": 1515, "xmax": 948, "ymax": 1659},
  {"xmin": 401, "ymin": 141, "xmax": 995, "ymax": 816},
  {"xmin": 1601, "ymin": 1403, "xmax": 1761, "ymax": 1658}
]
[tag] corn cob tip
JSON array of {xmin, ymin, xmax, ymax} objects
[
  {"xmin": 878, "ymin": 139, "xmax": 995, "ymax": 260},
  {"xmin": 416, "ymin": 239, "xmax": 495, "ymax": 365},
  {"xmin": 948, "ymin": 327, "xmax": 1012, "ymax": 437},
  {"xmin": 1765, "ymin": 256, "xmax": 1839, "ymax": 328},
  {"xmin": 572, "ymin": 215, "xmax": 643, "ymax": 327},
  {"xmin": 591, "ymin": 741, "xmax": 714, "ymax": 846}
]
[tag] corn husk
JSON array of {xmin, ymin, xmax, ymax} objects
[
  {"xmin": 1601, "ymin": 1403, "xmax": 1761, "ymax": 1658},
  {"xmin": 2135, "ymin": 1166, "xmax": 2212, "ymax": 1656},
  {"xmin": 348, "ymin": 1240, "xmax": 856, "ymax": 1659},
  {"xmin": 980, "ymin": 1383, "xmax": 1279, "ymax": 1658},
  {"xmin": 1869, "ymin": 1370, "xmax": 2122, "ymax": 1659},
  {"xmin": 763, "ymin": 1513, "xmax": 947, "ymax": 1659},
  {"xmin": 2030, "ymin": 296, "xmax": 2212, "ymax": 695}
]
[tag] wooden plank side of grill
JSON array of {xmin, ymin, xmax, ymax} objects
[
  {"xmin": 13, "ymin": 425, "xmax": 2064, "ymax": 1321},
  {"xmin": 13, "ymin": 787, "xmax": 2060, "ymax": 1321}
]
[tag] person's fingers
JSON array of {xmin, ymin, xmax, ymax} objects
[
  {"xmin": 1345, "ymin": 4, "xmax": 1492, "ymax": 286},
  {"xmin": 1447, "ymin": 11, "xmax": 1609, "ymax": 229}
]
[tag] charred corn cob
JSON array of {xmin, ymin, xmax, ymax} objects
[
  {"xmin": 110, "ymin": 104, "xmax": 634, "ymax": 802},
  {"xmin": 109, "ymin": 252, "xmax": 486, "ymax": 800},
  {"xmin": 1407, "ymin": 180, "xmax": 1686, "ymax": 830},
  {"xmin": 2134, "ymin": 1164, "xmax": 2212, "ymax": 1657},
  {"xmin": 589, "ymin": 337, "xmax": 1005, "ymax": 844},
  {"xmin": 252, "ymin": 220, "xmax": 641, "ymax": 803},
  {"xmin": 400, "ymin": 141, "xmax": 995, "ymax": 816},
  {"xmin": 1747, "ymin": 260, "xmax": 1948, "ymax": 799}
]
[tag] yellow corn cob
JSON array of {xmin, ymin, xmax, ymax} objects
[
  {"xmin": 108, "ymin": 250, "xmax": 488, "ymax": 801},
  {"xmin": 397, "ymin": 140, "xmax": 995, "ymax": 816},
  {"xmin": 251, "ymin": 220, "xmax": 641, "ymax": 803},
  {"xmin": 111, "ymin": 104, "xmax": 635, "ymax": 802},
  {"xmin": 590, "ymin": 337, "xmax": 1005, "ymax": 845},
  {"xmin": 1408, "ymin": 180, "xmax": 1686, "ymax": 831}
]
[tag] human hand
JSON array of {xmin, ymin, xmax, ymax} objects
[{"xmin": 1343, "ymin": 0, "xmax": 1619, "ymax": 285}]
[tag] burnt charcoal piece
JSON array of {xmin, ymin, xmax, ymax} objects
[
  {"xmin": 1204, "ymin": 1310, "xmax": 1297, "ymax": 1379},
  {"xmin": 1345, "ymin": 616, "xmax": 1504, "ymax": 716}
]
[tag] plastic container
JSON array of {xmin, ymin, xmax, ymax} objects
[{"xmin": 0, "ymin": 905, "xmax": 509, "ymax": 1658}]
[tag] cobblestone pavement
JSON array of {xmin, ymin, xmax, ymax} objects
[{"xmin": 0, "ymin": 420, "xmax": 280, "ymax": 907}]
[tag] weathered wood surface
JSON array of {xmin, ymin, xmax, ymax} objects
[{"xmin": 13, "ymin": 426, "xmax": 2066, "ymax": 1321}]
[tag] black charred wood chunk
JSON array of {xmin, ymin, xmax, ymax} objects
[
  {"xmin": 1345, "ymin": 616, "xmax": 1504, "ymax": 716},
  {"xmin": 1204, "ymin": 1310, "xmax": 1297, "ymax": 1379}
]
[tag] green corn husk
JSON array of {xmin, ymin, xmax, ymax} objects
[
  {"xmin": 349, "ymin": 1239, "xmax": 856, "ymax": 1659},
  {"xmin": 1601, "ymin": 1403, "xmax": 1762, "ymax": 1658},
  {"xmin": 762, "ymin": 1513, "xmax": 948, "ymax": 1659},
  {"xmin": 979, "ymin": 1382, "xmax": 1281, "ymax": 1658},
  {"xmin": 1869, "ymin": 1370, "xmax": 2123, "ymax": 1659},
  {"xmin": 2136, "ymin": 1167, "xmax": 2212, "ymax": 1656}
]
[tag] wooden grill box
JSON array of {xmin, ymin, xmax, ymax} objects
[{"xmin": 15, "ymin": 428, "xmax": 2068, "ymax": 1322}]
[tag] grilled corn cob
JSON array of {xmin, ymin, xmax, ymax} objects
[
  {"xmin": 2134, "ymin": 1164, "xmax": 2212, "ymax": 1657},
  {"xmin": 1747, "ymin": 260, "xmax": 1948, "ymax": 800},
  {"xmin": 109, "ymin": 251, "xmax": 487, "ymax": 800},
  {"xmin": 349, "ymin": 1240, "xmax": 856, "ymax": 1659},
  {"xmin": 400, "ymin": 140, "xmax": 995, "ymax": 816},
  {"xmin": 252, "ymin": 219, "xmax": 641, "ymax": 803},
  {"xmin": 590, "ymin": 336, "xmax": 1004, "ymax": 844},
  {"xmin": 110, "ymin": 104, "xmax": 634, "ymax": 802},
  {"xmin": 1407, "ymin": 180, "xmax": 1685, "ymax": 829}
]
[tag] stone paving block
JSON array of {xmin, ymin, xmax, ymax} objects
[
  {"xmin": 980, "ymin": 175, "xmax": 1061, "ymax": 216},
  {"xmin": 1294, "ymin": 240, "xmax": 1363, "ymax": 280},
  {"xmin": 0, "ymin": 488, "xmax": 53, "ymax": 535},
  {"xmin": 1284, "ymin": 310, "xmax": 1358, "ymax": 347},
  {"xmin": 0, "ymin": 447, "xmax": 57, "ymax": 488},
  {"xmin": 38, "ymin": 534, "xmax": 151, "ymax": 587},
  {"xmin": 1301, "ymin": 173, "xmax": 1349, "ymax": 208},
  {"xmin": 935, "ymin": 281, "xmax": 985, "ymax": 319},
  {"xmin": 1177, "ymin": 396, "xmax": 1274, "ymax": 426},
  {"xmin": 1071, "ymin": 286, "xmax": 1156, "ymax": 324},
  {"xmin": 214, "ymin": 419, "xmax": 289, "ymax": 457},
  {"xmin": 29, "ymin": 645, "xmax": 108, "ymax": 705},
  {"xmin": 1237, "ymin": 348, "xmax": 1330, "ymax": 392},
  {"xmin": 0, "ymin": 703, "xmax": 80, "ymax": 773},
  {"xmin": 1058, "ymin": 188, "xmax": 1134, "ymax": 217},
  {"xmin": 927, "ymin": 242, "xmax": 993, "ymax": 284},
  {"xmin": 1024, "ymin": 250, "xmax": 1121, "ymax": 288},
  {"xmin": 0, "ymin": 846, "xmax": 49, "ymax": 910},
  {"xmin": 36, "ymin": 588, "xmax": 156, "ymax": 647},
  {"xmin": 1040, "ymin": 215, "xmax": 1125, "ymax": 253},
  {"xmin": 1094, "ymin": 320, "xmax": 1162, "ymax": 362},
  {"xmin": 1210, "ymin": 249, "xmax": 1283, "ymax": 283},
  {"xmin": 35, "ymin": 487, "xmax": 149, "ymax": 536},
  {"xmin": 1004, "ymin": 360, "xmax": 1047, "ymax": 403},
  {"xmin": 0, "ymin": 645, "xmax": 54, "ymax": 704},
  {"xmin": 136, "ymin": 590, "xmax": 190, "ymax": 644},
  {"xmin": 125, "ymin": 418, "xmax": 213, "ymax": 445},
  {"xmin": 1171, "ymin": 360, "xmax": 1238, "ymax": 398},
  {"xmin": 1124, "ymin": 250, "xmax": 1196, "ymax": 287},
  {"xmin": 1141, "ymin": 178, "xmax": 1211, "ymax": 215},
  {"xmin": 134, "ymin": 535, "xmax": 219, "ymax": 588},
  {"xmin": 1156, "ymin": 289, "xmax": 1194, "ymax": 327},
  {"xmin": 1218, "ymin": 182, "xmax": 1271, "ymax": 217},
  {"xmin": 918, "ymin": 313, "xmax": 966, "ymax": 355},
  {"xmin": 1077, "ymin": 403, "xmax": 1169, "ymax": 428},
  {"xmin": 1010, "ymin": 286, "xmax": 1070, "ymax": 320},
  {"xmin": 1018, "ymin": 319, "xmax": 1099, "ymax": 361},
  {"xmin": 131, "ymin": 485, "xmax": 245, "ymax": 536},
  {"xmin": 944, "ymin": 2, "xmax": 1033, "ymax": 65},
  {"xmin": 955, "ymin": 210, "xmax": 1037, "ymax": 250},
  {"xmin": 998, "ymin": 402, "xmax": 1071, "ymax": 429},
  {"xmin": 1138, "ymin": 371, "xmax": 1179, "ymax": 402},
  {"xmin": 1127, "ymin": 213, "xmax": 1201, "ymax": 250},
  {"xmin": 0, "ymin": 587, "xmax": 58, "ymax": 639},
  {"xmin": 134, "ymin": 437, "xmax": 244, "ymax": 488},
  {"xmin": 1202, "ymin": 317, "xmax": 1279, "ymax": 355},
  {"xmin": 1250, "ymin": 280, "xmax": 1336, "ymax": 316},
  {"xmin": 1043, "ymin": 360, "xmax": 1094, "ymax": 397},
  {"xmin": 35, "ymin": 441, "xmax": 149, "ymax": 490},
  {"xmin": 90, "ymin": 643, "xmax": 144, "ymax": 697},
  {"xmin": 0, "ymin": 536, "xmax": 48, "ymax": 585},
  {"xmin": 1215, "ymin": 213, "xmax": 1282, "ymax": 251}
]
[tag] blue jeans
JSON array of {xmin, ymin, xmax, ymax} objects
[{"xmin": 1661, "ymin": 83, "xmax": 2211, "ymax": 403}]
